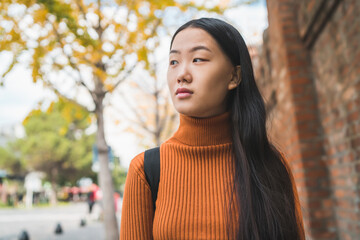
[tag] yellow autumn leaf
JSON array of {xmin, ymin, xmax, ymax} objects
[
  {"xmin": 59, "ymin": 126, "xmax": 67, "ymax": 136},
  {"xmin": 33, "ymin": 8, "xmax": 48, "ymax": 22},
  {"xmin": 74, "ymin": 111, "xmax": 83, "ymax": 120},
  {"xmin": 46, "ymin": 102, "xmax": 55, "ymax": 113},
  {"xmin": 62, "ymin": 107, "xmax": 72, "ymax": 122},
  {"xmin": 105, "ymin": 83, "xmax": 115, "ymax": 92},
  {"xmin": 137, "ymin": 46, "xmax": 148, "ymax": 62},
  {"xmin": 87, "ymin": 116, "xmax": 93, "ymax": 124},
  {"xmin": 93, "ymin": 66, "xmax": 107, "ymax": 82}
]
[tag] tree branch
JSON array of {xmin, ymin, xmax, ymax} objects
[
  {"xmin": 43, "ymin": 78, "xmax": 93, "ymax": 113},
  {"xmin": 50, "ymin": 21, "xmax": 96, "ymax": 100},
  {"xmin": 105, "ymin": 63, "xmax": 137, "ymax": 93},
  {"xmin": 117, "ymin": 91, "xmax": 153, "ymax": 134},
  {"xmin": 101, "ymin": 4, "xmax": 122, "ymax": 31},
  {"xmin": 95, "ymin": 0, "xmax": 104, "ymax": 40},
  {"xmin": 75, "ymin": 0, "xmax": 88, "ymax": 23},
  {"xmin": 118, "ymin": 113, "xmax": 155, "ymax": 136},
  {"xmin": 0, "ymin": 50, "xmax": 22, "ymax": 85}
]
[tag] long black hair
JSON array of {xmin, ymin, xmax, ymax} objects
[{"xmin": 170, "ymin": 18, "xmax": 305, "ymax": 240}]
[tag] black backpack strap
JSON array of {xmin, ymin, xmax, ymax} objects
[{"xmin": 144, "ymin": 147, "xmax": 160, "ymax": 212}]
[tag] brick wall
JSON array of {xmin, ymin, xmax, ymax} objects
[{"xmin": 255, "ymin": 0, "xmax": 360, "ymax": 239}]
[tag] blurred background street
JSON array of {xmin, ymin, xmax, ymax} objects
[{"xmin": 0, "ymin": 201, "xmax": 122, "ymax": 240}]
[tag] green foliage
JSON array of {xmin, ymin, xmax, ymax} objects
[
  {"xmin": 0, "ymin": 145, "xmax": 26, "ymax": 175},
  {"xmin": 16, "ymin": 98, "xmax": 96, "ymax": 185}
]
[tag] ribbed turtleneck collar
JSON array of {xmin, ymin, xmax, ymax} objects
[{"xmin": 170, "ymin": 112, "xmax": 232, "ymax": 146}]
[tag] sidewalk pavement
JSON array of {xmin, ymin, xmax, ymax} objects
[{"xmin": 0, "ymin": 201, "xmax": 122, "ymax": 240}]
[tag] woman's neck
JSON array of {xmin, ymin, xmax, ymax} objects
[{"xmin": 170, "ymin": 112, "xmax": 232, "ymax": 146}]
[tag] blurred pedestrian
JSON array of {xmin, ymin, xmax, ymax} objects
[
  {"xmin": 87, "ymin": 185, "xmax": 97, "ymax": 214},
  {"xmin": 87, "ymin": 190, "xmax": 95, "ymax": 214},
  {"xmin": 120, "ymin": 18, "xmax": 305, "ymax": 240}
]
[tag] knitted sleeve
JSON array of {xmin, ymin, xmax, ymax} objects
[{"xmin": 120, "ymin": 152, "xmax": 154, "ymax": 240}]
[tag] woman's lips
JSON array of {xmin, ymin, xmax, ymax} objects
[{"xmin": 176, "ymin": 88, "xmax": 193, "ymax": 99}]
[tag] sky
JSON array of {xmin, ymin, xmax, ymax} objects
[{"xmin": 0, "ymin": 0, "xmax": 268, "ymax": 169}]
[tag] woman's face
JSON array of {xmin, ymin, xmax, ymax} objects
[{"xmin": 167, "ymin": 27, "xmax": 237, "ymax": 118}]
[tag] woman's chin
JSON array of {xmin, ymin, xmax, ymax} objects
[
  {"xmin": 176, "ymin": 109, "xmax": 193, "ymax": 117},
  {"xmin": 176, "ymin": 109, "xmax": 210, "ymax": 118},
  {"xmin": 175, "ymin": 106, "xmax": 198, "ymax": 117},
  {"xmin": 176, "ymin": 107, "xmax": 227, "ymax": 118}
]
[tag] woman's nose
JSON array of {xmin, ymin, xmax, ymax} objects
[{"xmin": 177, "ymin": 65, "xmax": 192, "ymax": 84}]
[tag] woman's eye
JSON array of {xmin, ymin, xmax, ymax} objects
[
  {"xmin": 170, "ymin": 60, "xmax": 178, "ymax": 65},
  {"xmin": 193, "ymin": 58, "xmax": 206, "ymax": 63}
]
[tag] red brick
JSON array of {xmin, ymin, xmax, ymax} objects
[
  {"xmin": 257, "ymin": 0, "xmax": 360, "ymax": 238},
  {"xmin": 292, "ymin": 77, "xmax": 312, "ymax": 85},
  {"xmin": 351, "ymin": 138, "xmax": 360, "ymax": 149},
  {"xmin": 305, "ymin": 168, "xmax": 327, "ymax": 178}
]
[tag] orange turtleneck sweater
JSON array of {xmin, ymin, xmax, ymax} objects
[{"xmin": 119, "ymin": 112, "xmax": 303, "ymax": 239}]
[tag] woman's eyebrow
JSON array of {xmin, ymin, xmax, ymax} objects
[
  {"xmin": 169, "ymin": 45, "xmax": 212, "ymax": 55},
  {"xmin": 190, "ymin": 46, "xmax": 212, "ymax": 53}
]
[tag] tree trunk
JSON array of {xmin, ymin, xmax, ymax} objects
[
  {"xmin": 50, "ymin": 168, "xmax": 58, "ymax": 206},
  {"xmin": 50, "ymin": 181, "xmax": 57, "ymax": 206},
  {"xmin": 95, "ymin": 94, "xmax": 119, "ymax": 240}
]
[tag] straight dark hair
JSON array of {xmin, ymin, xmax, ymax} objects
[{"xmin": 170, "ymin": 18, "xmax": 305, "ymax": 240}]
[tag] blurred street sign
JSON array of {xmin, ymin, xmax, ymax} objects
[
  {"xmin": 92, "ymin": 145, "xmax": 114, "ymax": 172},
  {"xmin": 0, "ymin": 169, "xmax": 7, "ymax": 178}
]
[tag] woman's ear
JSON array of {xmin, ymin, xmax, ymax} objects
[{"xmin": 228, "ymin": 65, "xmax": 241, "ymax": 90}]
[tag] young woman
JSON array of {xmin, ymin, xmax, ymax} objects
[{"xmin": 120, "ymin": 18, "xmax": 305, "ymax": 240}]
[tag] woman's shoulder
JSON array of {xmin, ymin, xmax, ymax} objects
[
  {"xmin": 124, "ymin": 151, "xmax": 152, "ymax": 195},
  {"xmin": 128, "ymin": 151, "xmax": 146, "ymax": 179}
]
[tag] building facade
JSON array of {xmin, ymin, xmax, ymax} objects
[{"xmin": 254, "ymin": 0, "xmax": 360, "ymax": 239}]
